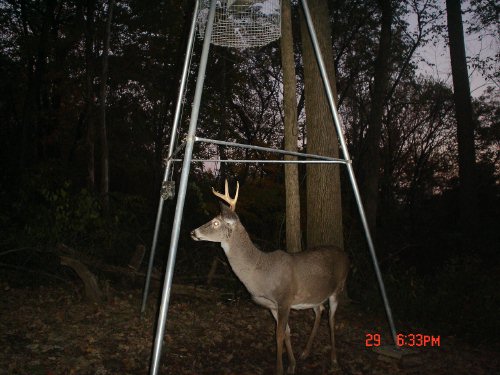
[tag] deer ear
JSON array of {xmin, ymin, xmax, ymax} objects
[
  {"xmin": 220, "ymin": 202, "xmax": 238, "ymax": 225},
  {"xmin": 219, "ymin": 201, "xmax": 231, "ymax": 214}
]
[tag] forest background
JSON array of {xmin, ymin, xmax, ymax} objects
[{"xmin": 0, "ymin": 0, "xmax": 498, "ymax": 348}]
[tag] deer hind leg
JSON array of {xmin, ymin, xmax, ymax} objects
[
  {"xmin": 271, "ymin": 308, "xmax": 296, "ymax": 374},
  {"xmin": 328, "ymin": 294, "xmax": 340, "ymax": 366},
  {"xmin": 300, "ymin": 304, "xmax": 324, "ymax": 360}
]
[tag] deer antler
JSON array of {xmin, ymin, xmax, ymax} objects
[{"xmin": 212, "ymin": 179, "xmax": 239, "ymax": 211}]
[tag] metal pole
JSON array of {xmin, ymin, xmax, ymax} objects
[
  {"xmin": 141, "ymin": 0, "xmax": 200, "ymax": 314},
  {"xmin": 149, "ymin": 1, "xmax": 217, "ymax": 374},
  {"xmin": 300, "ymin": 0, "xmax": 398, "ymax": 346},
  {"xmin": 162, "ymin": 140, "xmax": 188, "ymax": 164}
]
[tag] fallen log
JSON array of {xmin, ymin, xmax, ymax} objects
[
  {"xmin": 57, "ymin": 243, "xmax": 219, "ymax": 302},
  {"xmin": 60, "ymin": 256, "xmax": 103, "ymax": 303}
]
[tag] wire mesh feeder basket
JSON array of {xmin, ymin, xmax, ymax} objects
[{"xmin": 197, "ymin": 0, "xmax": 281, "ymax": 49}]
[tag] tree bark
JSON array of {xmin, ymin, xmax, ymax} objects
[
  {"xmin": 357, "ymin": 0, "xmax": 392, "ymax": 234},
  {"xmin": 281, "ymin": 0, "xmax": 302, "ymax": 253},
  {"xmin": 445, "ymin": 0, "xmax": 477, "ymax": 238},
  {"xmin": 99, "ymin": 0, "xmax": 115, "ymax": 212},
  {"xmin": 300, "ymin": 0, "xmax": 343, "ymax": 250}
]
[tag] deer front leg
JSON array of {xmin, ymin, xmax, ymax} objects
[
  {"xmin": 300, "ymin": 304, "xmax": 324, "ymax": 360},
  {"xmin": 328, "ymin": 294, "xmax": 339, "ymax": 366},
  {"xmin": 272, "ymin": 307, "xmax": 295, "ymax": 374}
]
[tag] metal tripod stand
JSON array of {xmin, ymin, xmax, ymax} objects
[{"xmin": 143, "ymin": 1, "xmax": 399, "ymax": 374}]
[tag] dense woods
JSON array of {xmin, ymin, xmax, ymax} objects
[{"xmin": 1, "ymin": 0, "xmax": 498, "ymax": 372}]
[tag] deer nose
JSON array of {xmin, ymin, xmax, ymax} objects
[{"xmin": 190, "ymin": 230, "xmax": 198, "ymax": 240}]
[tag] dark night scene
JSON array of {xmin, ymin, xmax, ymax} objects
[{"xmin": 0, "ymin": 0, "xmax": 498, "ymax": 374}]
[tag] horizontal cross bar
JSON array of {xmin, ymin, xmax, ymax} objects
[
  {"xmin": 195, "ymin": 137, "xmax": 348, "ymax": 163},
  {"xmin": 172, "ymin": 158, "xmax": 349, "ymax": 164}
]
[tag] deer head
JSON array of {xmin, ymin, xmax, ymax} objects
[{"xmin": 191, "ymin": 180, "xmax": 240, "ymax": 243}]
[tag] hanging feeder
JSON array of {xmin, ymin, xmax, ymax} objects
[{"xmin": 197, "ymin": 0, "xmax": 281, "ymax": 49}]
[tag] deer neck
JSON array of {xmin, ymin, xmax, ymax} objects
[{"xmin": 221, "ymin": 223, "xmax": 262, "ymax": 278}]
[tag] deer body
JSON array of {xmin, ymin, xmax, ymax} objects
[{"xmin": 191, "ymin": 181, "xmax": 349, "ymax": 374}]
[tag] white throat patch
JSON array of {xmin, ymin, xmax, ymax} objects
[{"xmin": 221, "ymin": 242, "xmax": 230, "ymax": 255}]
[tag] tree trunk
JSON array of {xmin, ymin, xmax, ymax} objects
[
  {"xmin": 281, "ymin": 0, "xmax": 302, "ymax": 253},
  {"xmin": 300, "ymin": 0, "xmax": 343, "ymax": 250},
  {"xmin": 99, "ymin": 0, "xmax": 115, "ymax": 212},
  {"xmin": 85, "ymin": 0, "xmax": 96, "ymax": 191},
  {"xmin": 445, "ymin": 0, "xmax": 478, "ymax": 239},
  {"xmin": 357, "ymin": 0, "xmax": 392, "ymax": 234},
  {"xmin": 20, "ymin": 0, "xmax": 57, "ymax": 167}
]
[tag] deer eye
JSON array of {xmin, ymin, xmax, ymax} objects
[{"xmin": 213, "ymin": 220, "xmax": 220, "ymax": 228}]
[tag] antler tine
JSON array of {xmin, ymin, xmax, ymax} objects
[
  {"xmin": 233, "ymin": 181, "xmax": 239, "ymax": 207},
  {"xmin": 212, "ymin": 179, "xmax": 239, "ymax": 211}
]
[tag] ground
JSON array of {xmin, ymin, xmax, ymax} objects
[{"xmin": 0, "ymin": 283, "xmax": 498, "ymax": 375}]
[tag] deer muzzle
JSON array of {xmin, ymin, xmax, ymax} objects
[{"xmin": 190, "ymin": 229, "xmax": 201, "ymax": 241}]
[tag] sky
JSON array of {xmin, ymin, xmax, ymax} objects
[
  {"xmin": 416, "ymin": 31, "xmax": 498, "ymax": 98},
  {"xmin": 408, "ymin": 0, "xmax": 499, "ymax": 98}
]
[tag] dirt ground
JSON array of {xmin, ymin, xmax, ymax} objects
[{"xmin": 1, "ymin": 283, "xmax": 498, "ymax": 375}]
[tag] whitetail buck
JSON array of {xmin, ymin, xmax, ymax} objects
[{"xmin": 191, "ymin": 180, "xmax": 349, "ymax": 374}]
